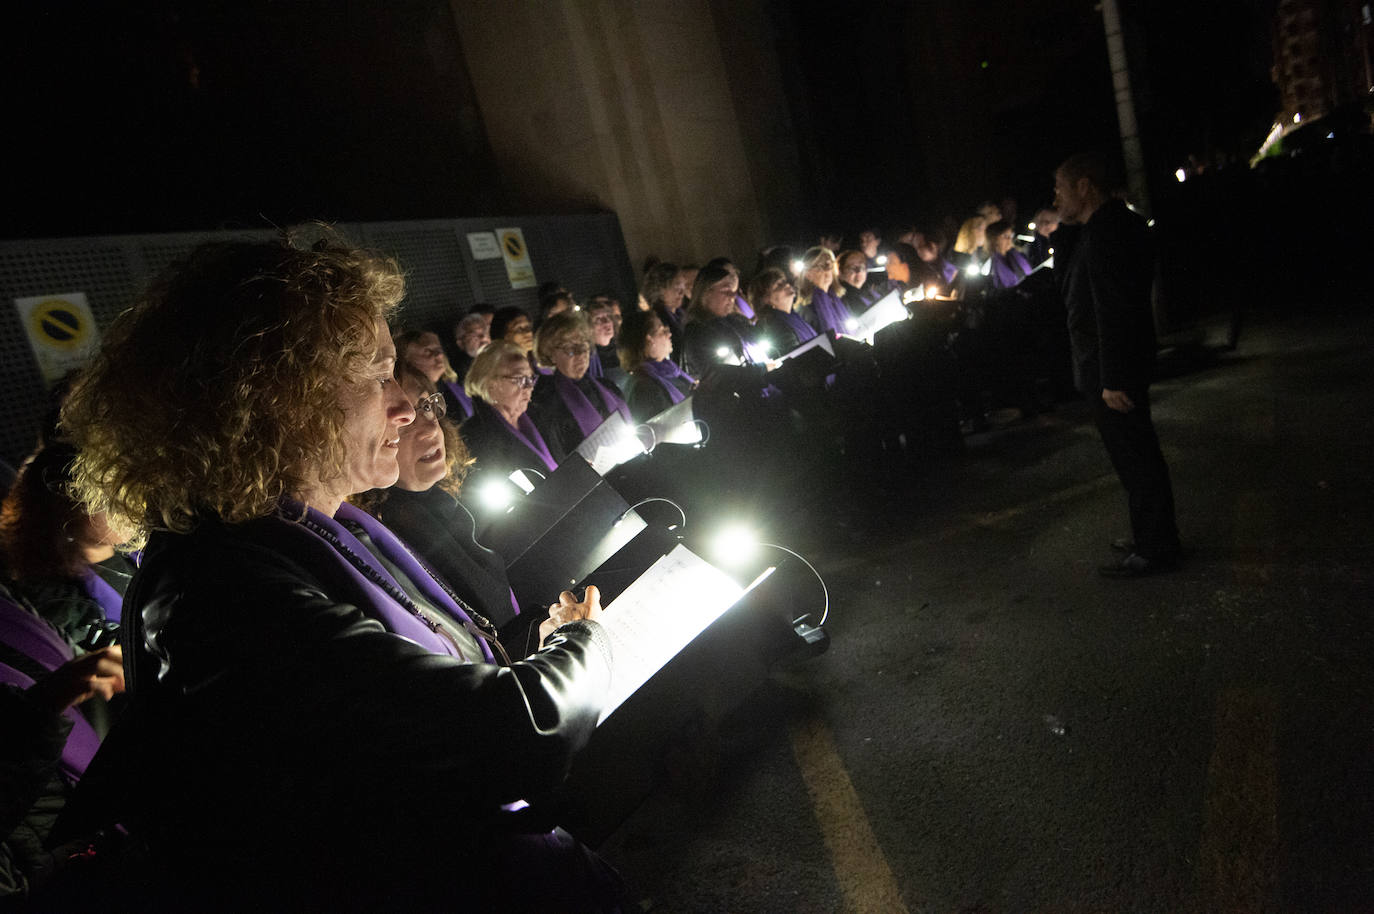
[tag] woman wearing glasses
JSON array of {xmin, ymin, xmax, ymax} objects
[
  {"xmin": 60, "ymin": 238, "xmax": 619, "ymax": 910},
  {"xmin": 461, "ymin": 338, "xmax": 567, "ymax": 480},
  {"xmin": 352, "ymin": 365, "xmax": 522, "ymax": 640},
  {"xmin": 528, "ymin": 312, "xmax": 631, "ymax": 451}
]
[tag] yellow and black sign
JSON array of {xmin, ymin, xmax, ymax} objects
[
  {"xmin": 495, "ymin": 226, "xmax": 537, "ymax": 290},
  {"xmin": 14, "ymin": 292, "xmax": 102, "ymax": 385}
]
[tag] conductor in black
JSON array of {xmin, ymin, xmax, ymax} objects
[{"xmin": 1053, "ymin": 152, "xmax": 1181, "ymax": 577}]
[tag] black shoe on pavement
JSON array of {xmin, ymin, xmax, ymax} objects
[{"xmin": 1099, "ymin": 551, "xmax": 1179, "ymax": 578}]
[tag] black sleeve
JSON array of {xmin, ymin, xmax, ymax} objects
[{"xmin": 0, "ymin": 683, "xmax": 72, "ymax": 839}]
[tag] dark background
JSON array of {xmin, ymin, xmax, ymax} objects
[{"xmin": 5, "ymin": 0, "xmax": 1280, "ymax": 240}]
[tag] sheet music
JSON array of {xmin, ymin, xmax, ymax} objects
[
  {"xmin": 841, "ymin": 288, "xmax": 907, "ymax": 342},
  {"xmin": 596, "ymin": 544, "xmax": 745, "ymax": 723},
  {"xmin": 642, "ymin": 395, "xmax": 701, "ymax": 446},
  {"xmin": 574, "ymin": 412, "xmax": 646, "ymax": 475},
  {"xmin": 778, "ymin": 331, "xmax": 835, "ymax": 363}
]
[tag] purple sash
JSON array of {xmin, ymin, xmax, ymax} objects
[
  {"xmin": 439, "ymin": 379, "xmax": 475, "ymax": 420},
  {"xmin": 940, "ymin": 258, "xmax": 959, "ymax": 283},
  {"xmin": 991, "ymin": 251, "xmax": 1032, "ymax": 288},
  {"xmin": 81, "ymin": 567, "xmax": 123, "ymax": 622},
  {"xmin": 497, "ymin": 411, "xmax": 559, "ymax": 473},
  {"xmin": 275, "ymin": 499, "xmax": 495, "ymax": 662},
  {"xmin": 807, "ymin": 288, "xmax": 851, "ymax": 336},
  {"xmin": 774, "ymin": 309, "xmax": 818, "ymax": 344},
  {"xmin": 554, "ymin": 373, "xmax": 632, "ymax": 439},
  {"xmin": 640, "ymin": 359, "xmax": 695, "ymax": 405},
  {"xmin": 0, "ymin": 595, "xmax": 103, "ymax": 780},
  {"xmin": 733, "ymin": 293, "xmax": 755, "ymax": 321},
  {"xmin": 586, "ymin": 348, "xmax": 603, "ymax": 380}
]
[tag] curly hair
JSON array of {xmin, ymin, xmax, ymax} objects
[{"xmin": 61, "ymin": 237, "xmax": 405, "ymax": 545}]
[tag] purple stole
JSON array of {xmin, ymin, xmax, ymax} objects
[
  {"xmin": 0, "ymin": 596, "xmax": 103, "ymax": 780},
  {"xmin": 496, "ymin": 410, "xmax": 559, "ymax": 473},
  {"xmin": 81, "ymin": 567, "xmax": 123, "ymax": 622},
  {"xmin": 439, "ymin": 379, "xmax": 475, "ymax": 420},
  {"xmin": 639, "ymin": 358, "xmax": 695, "ymax": 405},
  {"xmin": 807, "ymin": 287, "xmax": 851, "ymax": 336},
  {"xmin": 774, "ymin": 309, "xmax": 818, "ymax": 344},
  {"xmin": 554, "ymin": 372, "xmax": 632, "ymax": 439},
  {"xmin": 586, "ymin": 348, "xmax": 604, "ymax": 380},
  {"xmin": 733, "ymin": 293, "xmax": 756, "ymax": 321},
  {"xmin": 275, "ymin": 499, "xmax": 495, "ymax": 662},
  {"xmin": 939, "ymin": 258, "xmax": 960, "ymax": 284},
  {"xmin": 991, "ymin": 250, "xmax": 1032, "ymax": 289}
]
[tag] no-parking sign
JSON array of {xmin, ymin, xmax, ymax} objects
[{"xmin": 14, "ymin": 292, "xmax": 101, "ymax": 385}]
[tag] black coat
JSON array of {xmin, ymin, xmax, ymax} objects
[
  {"xmin": 373, "ymin": 486, "xmax": 516, "ymax": 630},
  {"xmin": 1056, "ymin": 200, "xmax": 1155, "ymax": 393},
  {"xmin": 459, "ymin": 398, "xmax": 568, "ymax": 481},
  {"xmin": 116, "ymin": 514, "xmax": 613, "ymax": 909},
  {"xmin": 620, "ymin": 368, "xmax": 693, "ymax": 424}
]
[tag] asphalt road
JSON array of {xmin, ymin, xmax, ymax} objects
[{"xmin": 596, "ymin": 306, "xmax": 1374, "ymax": 913}]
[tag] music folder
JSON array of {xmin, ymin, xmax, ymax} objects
[
  {"xmin": 480, "ymin": 453, "xmax": 647, "ymax": 610},
  {"xmin": 841, "ymin": 288, "xmax": 908, "ymax": 341}
]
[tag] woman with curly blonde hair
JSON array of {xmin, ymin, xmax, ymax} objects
[
  {"xmin": 795, "ymin": 246, "xmax": 854, "ymax": 336},
  {"xmin": 59, "ymin": 237, "xmax": 620, "ymax": 911}
]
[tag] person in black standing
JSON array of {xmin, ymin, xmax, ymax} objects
[{"xmin": 1053, "ymin": 152, "xmax": 1181, "ymax": 576}]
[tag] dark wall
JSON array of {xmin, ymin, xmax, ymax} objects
[{"xmin": 6, "ymin": 0, "xmax": 505, "ymax": 239}]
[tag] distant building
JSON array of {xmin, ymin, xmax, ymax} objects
[{"xmin": 1270, "ymin": 0, "xmax": 1374, "ymax": 127}]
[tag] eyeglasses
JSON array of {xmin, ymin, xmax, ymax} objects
[
  {"xmin": 648, "ymin": 326, "xmax": 672, "ymax": 338},
  {"xmin": 555, "ymin": 343, "xmax": 591, "ymax": 357},
  {"xmin": 503, "ymin": 374, "xmax": 537, "ymax": 389},
  {"xmin": 415, "ymin": 391, "xmax": 446, "ymax": 421}
]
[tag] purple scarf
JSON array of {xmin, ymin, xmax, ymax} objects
[
  {"xmin": 0, "ymin": 596, "xmax": 104, "ymax": 780},
  {"xmin": 586, "ymin": 348, "xmax": 603, "ymax": 380},
  {"xmin": 807, "ymin": 287, "xmax": 851, "ymax": 336},
  {"xmin": 439, "ymin": 379, "xmax": 475, "ymax": 420},
  {"xmin": 939, "ymin": 258, "xmax": 959, "ymax": 283},
  {"xmin": 276, "ymin": 499, "xmax": 495, "ymax": 662},
  {"xmin": 990, "ymin": 250, "xmax": 1032, "ymax": 289},
  {"xmin": 554, "ymin": 372, "xmax": 632, "ymax": 439},
  {"xmin": 639, "ymin": 358, "xmax": 695, "ymax": 405},
  {"xmin": 773, "ymin": 308, "xmax": 817, "ymax": 345},
  {"xmin": 496, "ymin": 409, "xmax": 559, "ymax": 473},
  {"xmin": 81, "ymin": 567, "xmax": 123, "ymax": 622},
  {"xmin": 733, "ymin": 293, "xmax": 756, "ymax": 321}
]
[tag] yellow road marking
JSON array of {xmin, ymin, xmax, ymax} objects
[{"xmin": 789, "ymin": 717, "xmax": 909, "ymax": 913}]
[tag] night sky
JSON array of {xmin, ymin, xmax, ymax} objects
[{"xmin": 6, "ymin": 0, "xmax": 1278, "ymax": 242}]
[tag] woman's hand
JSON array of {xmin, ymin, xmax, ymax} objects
[
  {"xmin": 538, "ymin": 585, "xmax": 603, "ymax": 648},
  {"xmin": 29, "ymin": 646, "xmax": 125, "ymax": 715}
]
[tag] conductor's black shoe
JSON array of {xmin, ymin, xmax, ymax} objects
[
  {"xmin": 1099, "ymin": 552, "xmax": 1178, "ymax": 578},
  {"xmin": 1110, "ymin": 537, "xmax": 1135, "ymax": 554}
]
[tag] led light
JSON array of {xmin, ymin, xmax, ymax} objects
[
  {"xmin": 1175, "ymin": 168, "xmax": 1186, "ymax": 183},
  {"xmin": 965, "ymin": 263, "xmax": 980, "ymax": 277},
  {"xmin": 716, "ymin": 346, "xmax": 730, "ymax": 358},
  {"xmin": 711, "ymin": 525, "xmax": 758, "ymax": 564},
  {"xmin": 1293, "ymin": 112, "xmax": 1302, "ymax": 124},
  {"xmin": 926, "ymin": 286, "xmax": 938, "ymax": 300},
  {"xmin": 1028, "ymin": 222, "xmax": 1036, "ymax": 230},
  {"xmin": 480, "ymin": 480, "xmax": 513, "ymax": 511},
  {"xmin": 846, "ymin": 318, "xmax": 858, "ymax": 331},
  {"xmin": 876, "ymin": 254, "xmax": 888, "ymax": 266},
  {"xmin": 790, "ymin": 259, "xmax": 804, "ymax": 275}
]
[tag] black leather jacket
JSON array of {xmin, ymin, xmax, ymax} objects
[{"xmin": 123, "ymin": 514, "xmax": 613, "ymax": 910}]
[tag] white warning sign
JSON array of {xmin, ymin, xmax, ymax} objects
[{"xmin": 14, "ymin": 292, "xmax": 102, "ymax": 385}]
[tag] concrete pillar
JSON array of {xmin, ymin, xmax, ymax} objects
[{"xmin": 450, "ymin": 0, "xmax": 788, "ymax": 279}]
